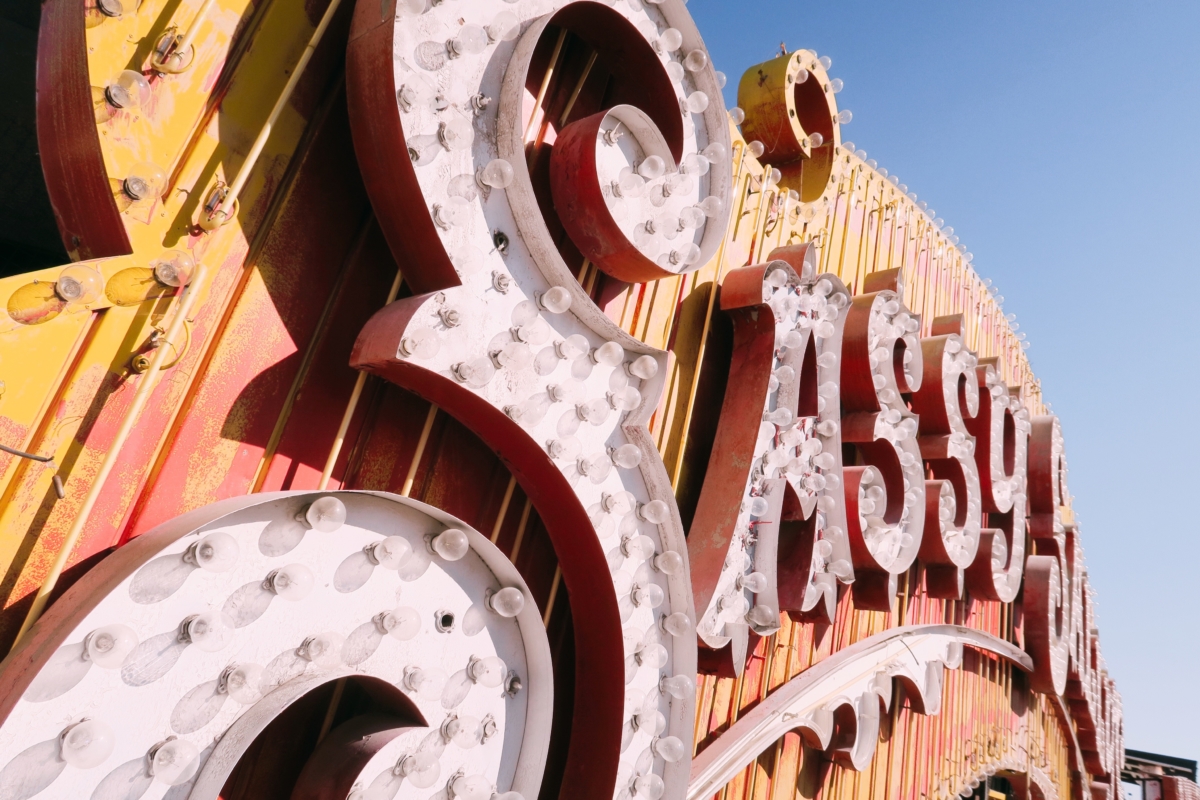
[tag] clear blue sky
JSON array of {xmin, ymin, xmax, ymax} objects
[{"xmin": 689, "ymin": 0, "xmax": 1200, "ymax": 762}]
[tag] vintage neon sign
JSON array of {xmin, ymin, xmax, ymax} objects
[{"xmin": 0, "ymin": 0, "xmax": 1121, "ymax": 797}]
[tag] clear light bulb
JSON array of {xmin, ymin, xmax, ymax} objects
[
  {"xmin": 685, "ymin": 91, "xmax": 709, "ymax": 114},
  {"xmin": 539, "ymin": 286, "xmax": 572, "ymax": 314},
  {"xmin": 611, "ymin": 443, "xmax": 643, "ymax": 469},
  {"xmin": 702, "ymin": 142, "xmax": 728, "ymax": 164},
  {"xmin": 639, "ymin": 500, "xmax": 670, "ymax": 524},
  {"xmin": 653, "ymin": 550, "xmax": 683, "ymax": 574},
  {"xmin": 662, "ymin": 612, "xmax": 690, "ymax": 637},
  {"xmin": 829, "ymin": 78, "xmax": 844, "ymax": 93},
  {"xmin": 60, "ymin": 719, "xmax": 116, "ymax": 769},
  {"xmin": 729, "ymin": 107, "xmax": 746, "ymax": 125},
  {"xmin": 188, "ymin": 531, "xmax": 239, "ymax": 572},
  {"xmin": 489, "ymin": 587, "xmax": 525, "ymax": 617},
  {"xmin": 302, "ymin": 632, "xmax": 345, "ymax": 670},
  {"xmin": 714, "ymin": 70, "xmax": 728, "ymax": 88},
  {"xmin": 746, "ymin": 604, "xmax": 777, "ymax": 627},
  {"xmin": 486, "ymin": 11, "xmax": 520, "ymax": 42},
  {"xmin": 400, "ymin": 328, "xmax": 440, "ymax": 359},
  {"xmin": 398, "ymin": 752, "xmax": 441, "ymax": 788},
  {"xmin": 84, "ymin": 624, "xmax": 137, "ymax": 668},
  {"xmin": 632, "ymin": 583, "xmax": 664, "ymax": 608},
  {"xmin": 221, "ymin": 662, "xmax": 264, "ymax": 704},
  {"xmin": 660, "ymin": 673, "xmax": 694, "ymax": 699},
  {"xmin": 609, "ymin": 386, "xmax": 642, "ymax": 411},
  {"xmin": 556, "ymin": 333, "xmax": 589, "ymax": 359},
  {"xmin": 679, "ymin": 206, "xmax": 705, "ymax": 230},
  {"xmin": 818, "ymin": 55, "xmax": 832, "ymax": 69},
  {"xmin": 809, "ymin": 131, "xmax": 825, "ymax": 148},
  {"xmin": 633, "ymin": 774, "xmax": 666, "ymax": 799},
  {"xmin": 371, "ymin": 536, "xmax": 413, "ymax": 569},
  {"xmin": 635, "ymin": 642, "xmax": 668, "ymax": 668},
  {"xmin": 657, "ymin": 27, "xmax": 683, "ymax": 51},
  {"xmin": 182, "ymin": 612, "xmax": 230, "ymax": 652},
  {"xmin": 683, "ymin": 49, "xmax": 708, "ymax": 72},
  {"xmin": 469, "ymin": 655, "xmax": 507, "ymax": 687},
  {"xmin": 453, "ymin": 357, "xmax": 496, "ymax": 387},
  {"xmin": 739, "ymin": 571, "xmax": 768, "ymax": 592},
  {"xmin": 123, "ymin": 162, "xmax": 167, "ymax": 201},
  {"xmin": 151, "ymin": 250, "xmax": 196, "ymax": 287},
  {"xmin": 449, "ymin": 24, "xmax": 488, "ymax": 56},
  {"xmin": 432, "ymin": 528, "xmax": 470, "ymax": 561},
  {"xmin": 106, "ymin": 69, "xmax": 150, "ymax": 109},
  {"xmin": 837, "ymin": 109, "xmax": 853, "ymax": 124},
  {"xmin": 304, "ymin": 496, "xmax": 347, "ymax": 532},
  {"xmin": 636, "ymin": 156, "xmax": 666, "ymax": 180},
  {"xmin": 450, "ymin": 774, "xmax": 493, "ymax": 800},
  {"xmin": 382, "ymin": 606, "xmax": 421, "ymax": 640},
  {"xmin": 478, "ymin": 158, "xmax": 515, "ymax": 188},
  {"xmin": 433, "ymin": 196, "xmax": 471, "ymax": 228},
  {"xmin": 151, "ymin": 737, "xmax": 200, "ymax": 785},
  {"xmin": 55, "ymin": 265, "xmax": 104, "ymax": 304},
  {"xmin": 652, "ymin": 735, "xmax": 687, "ymax": 762},
  {"xmin": 443, "ymin": 714, "xmax": 481, "ymax": 748},
  {"xmin": 269, "ymin": 563, "xmax": 315, "ymax": 601},
  {"xmin": 747, "ymin": 140, "xmax": 765, "ymax": 158}
]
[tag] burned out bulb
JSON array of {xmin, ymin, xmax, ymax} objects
[
  {"xmin": 302, "ymin": 632, "xmax": 345, "ymax": 669},
  {"xmin": 488, "ymin": 587, "xmax": 525, "ymax": 617},
  {"xmin": 478, "ymin": 158, "xmax": 515, "ymax": 188},
  {"xmin": 611, "ymin": 443, "xmax": 643, "ymax": 469},
  {"xmin": 105, "ymin": 69, "xmax": 150, "ymax": 109},
  {"xmin": 151, "ymin": 250, "xmax": 196, "ymax": 287},
  {"xmin": 55, "ymin": 264, "xmax": 104, "ymax": 304},
  {"xmin": 84, "ymin": 624, "xmax": 138, "ymax": 668},
  {"xmin": 304, "ymin": 495, "xmax": 347, "ymax": 532},
  {"xmin": 683, "ymin": 49, "xmax": 708, "ymax": 72},
  {"xmin": 60, "ymin": 719, "xmax": 116, "ymax": 769},
  {"xmin": 151, "ymin": 737, "xmax": 200, "ymax": 785},
  {"xmin": 222, "ymin": 663, "xmax": 264, "ymax": 704},
  {"xmin": 123, "ymin": 162, "xmax": 167, "ymax": 201},
  {"xmin": 538, "ymin": 286, "xmax": 572, "ymax": 314},
  {"xmin": 269, "ymin": 564, "xmax": 315, "ymax": 601},
  {"xmin": 433, "ymin": 528, "xmax": 470, "ymax": 560},
  {"xmin": 188, "ymin": 531, "xmax": 239, "ymax": 572}
]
